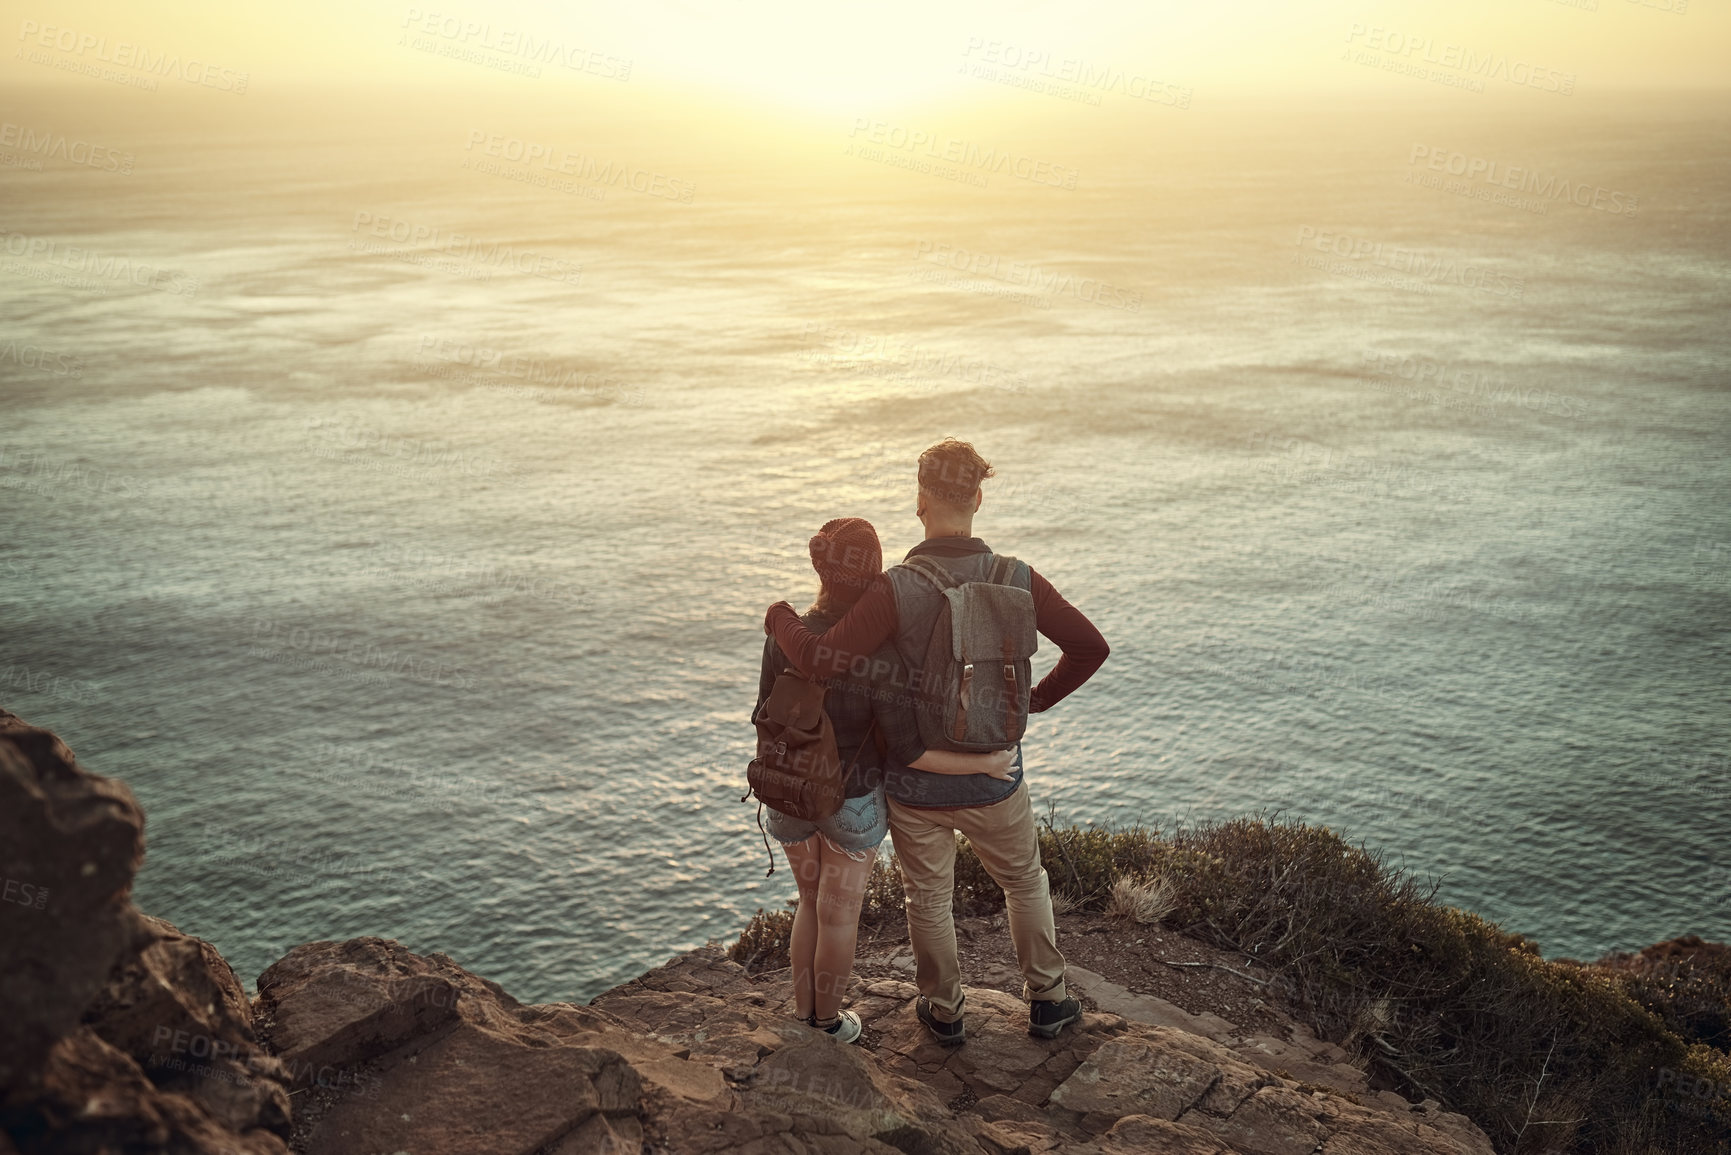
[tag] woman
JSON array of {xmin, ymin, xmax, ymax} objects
[{"xmin": 755, "ymin": 517, "xmax": 1014, "ymax": 1043}]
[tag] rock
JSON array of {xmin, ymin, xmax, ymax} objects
[
  {"xmin": 1182, "ymin": 1082, "xmax": 1481, "ymax": 1155},
  {"xmin": 1225, "ymin": 1033, "xmax": 1368, "ymax": 1098},
  {"xmin": 0, "ymin": 714, "xmax": 149, "ymax": 1090},
  {"xmin": 1186, "ymin": 1085, "xmax": 1329, "ymax": 1155},
  {"xmin": 976, "ymin": 1117, "xmax": 1068, "ymax": 1154},
  {"xmin": 0, "ymin": 711, "xmax": 286, "ymax": 1155},
  {"xmin": 1066, "ymin": 966, "xmax": 1239, "ymax": 1042},
  {"xmin": 0, "ymin": 709, "xmax": 1505, "ymax": 1155},
  {"xmin": 1097, "ymin": 1113, "xmax": 1237, "ymax": 1154},
  {"xmin": 1047, "ymin": 1033, "xmax": 1221, "ymax": 1123},
  {"xmin": 943, "ymin": 1001, "xmax": 1053, "ymax": 1095},
  {"xmin": 18, "ymin": 1025, "xmax": 287, "ymax": 1155},
  {"xmin": 84, "ymin": 913, "xmax": 290, "ymax": 1137},
  {"xmin": 1411, "ymin": 1100, "xmax": 1499, "ymax": 1155},
  {"xmin": 254, "ymin": 937, "xmax": 465, "ymax": 1074},
  {"xmin": 306, "ymin": 1027, "xmax": 640, "ymax": 1155},
  {"xmin": 747, "ymin": 1036, "xmax": 985, "ymax": 1154},
  {"xmin": 258, "ymin": 943, "xmax": 749, "ymax": 1155}
]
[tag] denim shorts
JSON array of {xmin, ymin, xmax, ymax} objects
[{"xmin": 764, "ymin": 785, "xmax": 889, "ymax": 860}]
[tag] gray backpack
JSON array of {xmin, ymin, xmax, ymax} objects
[{"xmin": 901, "ymin": 554, "xmax": 1038, "ymax": 752}]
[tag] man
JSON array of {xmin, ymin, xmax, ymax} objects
[{"xmin": 764, "ymin": 438, "xmax": 1109, "ymax": 1043}]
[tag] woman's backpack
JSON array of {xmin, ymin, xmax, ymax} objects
[
  {"xmin": 747, "ymin": 668, "xmax": 846, "ymax": 823},
  {"xmin": 742, "ymin": 669, "xmax": 878, "ymax": 874}
]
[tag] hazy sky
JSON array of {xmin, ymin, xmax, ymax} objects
[{"xmin": 6, "ymin": 0, "xmax": 1726, "ymax": 112}]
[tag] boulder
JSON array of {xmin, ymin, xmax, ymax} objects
[
  {"xmin": 305, "ymin": 1026, "xmax": 639, "ymax": 1155},
  {"xmin": 1066, "ymin": 965, "xmax": 1238, "ymax": 1041},
  {"xmin": 0, "ymin": 714, "xmax": 149, "ymax": 1090},
  {"xmin": 0, "ymin": 708, "xmax": 1504, "ymax": 1155},
  {"xmin": 259, "ymin": 941, "xmax": 757, "ymax": 1154},
  {"xmin": 0, "ymin": 710, "xmax": 287, "ymax": 1154},
  {"xmin": 84, "ymin": 913, "xmax": 290, "ymax": 1136},
  {"xmin": 1046, "ymin": 1033, "xmax": 1222, "ymax": 1124},
  {"xmin": 254, "ymin": 938, "xmax": 465, "ymax": 1075},
  {"xmin": 1098, "ymin": 1114, "xmax": 1238, "ymax": 1154}
]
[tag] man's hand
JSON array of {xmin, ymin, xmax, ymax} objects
[
  {"xmin": 982, "ymin": 748, "xmax": 1017, "ymax": 780},
  {"xmin": 764, "ymin": 600, "xmax": 795, "ymax": 635}
]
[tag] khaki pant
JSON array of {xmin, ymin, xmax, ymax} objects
[{"xmin": 887, "ymin": 782, "xmax": 1067, "ymax": 1021}]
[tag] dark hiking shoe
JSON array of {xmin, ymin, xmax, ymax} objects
[
  {"xmin": 916, "ymin": 996, "xmax": 965, "ymax": 1046},
  {"xmin": 1028, "ymin": 996, "xmax": 1082, "ymax": 1039}
]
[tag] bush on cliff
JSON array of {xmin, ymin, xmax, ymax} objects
[{"xmin": 730, "ymin": 817, "xmax": 1731, "ymax": 1154}]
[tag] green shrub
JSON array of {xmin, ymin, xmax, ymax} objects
[
  {"xmin": 727, "ymin": 907, "xmax": 793, "ymax": 972},
  {"xmin": 726, "ymin": 817, "xmax": 1731, "ymax": 1153},
  {"xmin": 1598, "ymin": 935, "xmax": 1731, "ymax": 1053}
]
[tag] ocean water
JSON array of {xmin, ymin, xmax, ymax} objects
[{"xmin": 2, "ymin": 85, "xmax": 1727, "ymax": 1004}]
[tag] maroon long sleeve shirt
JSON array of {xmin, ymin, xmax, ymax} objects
[{"xmin": 764, "ymin": 536, "xmax": 1108, "ymax": 713}]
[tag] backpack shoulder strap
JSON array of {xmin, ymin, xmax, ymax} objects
[
  {"xmin": 901, "ymin": 554, "xmax": 960, "ymax": 592},
  {"xmin": 988, "ymin": 554, "xmax": 1021, "ymax": 585}
]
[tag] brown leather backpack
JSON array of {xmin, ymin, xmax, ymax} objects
[{"xmin": 742, "ymin": 669, "xmax": 876, "ymax": 874}]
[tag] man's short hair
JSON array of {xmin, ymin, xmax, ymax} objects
[{"xmin": 918, "ymin": 438, "xmax": 994, "ymax": 511}]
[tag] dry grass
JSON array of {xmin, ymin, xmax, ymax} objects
[
  {"xmin": 728, "ymin": 817, "xmax": 1731, "ymax": 1154},
  {"xmin": 1105, "ymin": 873, "xmax": 1176, "ymax": 925}
]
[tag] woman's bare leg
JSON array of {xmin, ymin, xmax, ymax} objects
[
  {"xmin": 811, "ymin": 841, "xmax": 876, "ymax": 1023},
  {"xmin": 783, "ymin": 835, "xmax": 823, "ymax": 1020}
]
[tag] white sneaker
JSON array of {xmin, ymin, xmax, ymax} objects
[{"xmin": 813, "ymin": 1009, "xmax": 862, "ymax": 1044}]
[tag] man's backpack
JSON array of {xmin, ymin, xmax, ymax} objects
[
  {"xmin": 746, "ymin": 669, "xmax": 875, "ymax": 824},
  {"xmin": 901, "ymin": 554, "xmax": 1038, "ymax": 753}
]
